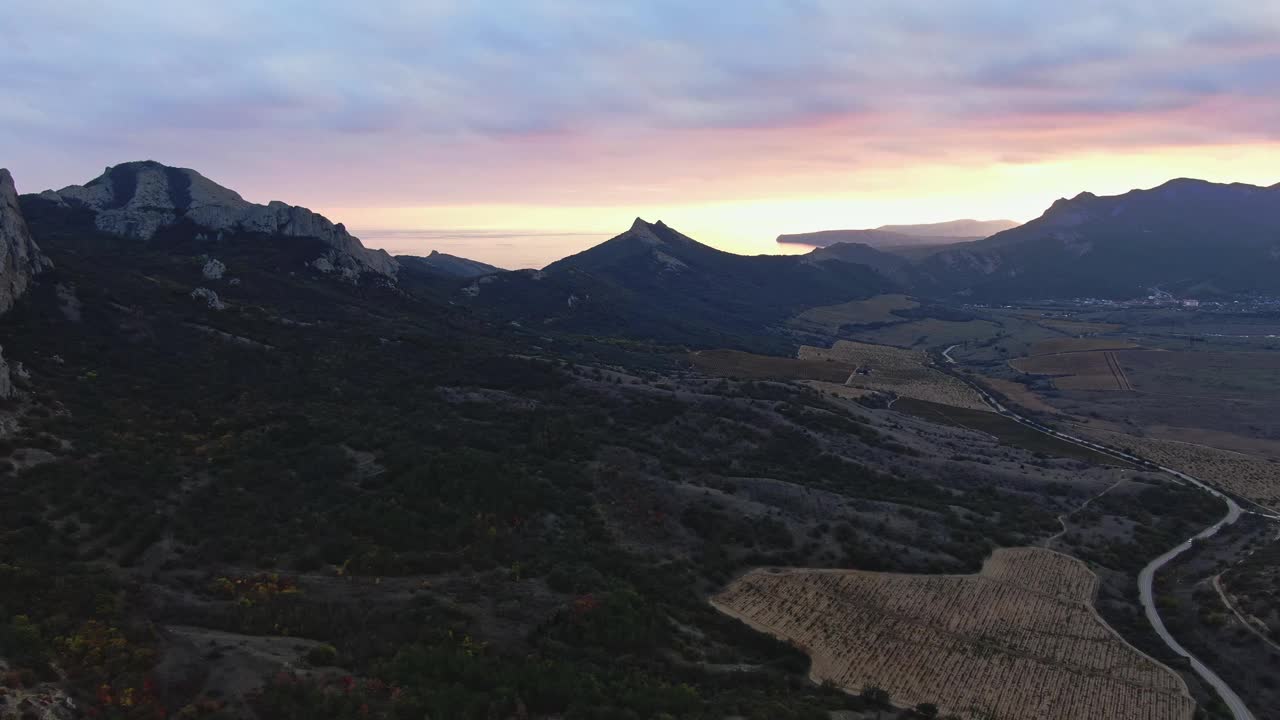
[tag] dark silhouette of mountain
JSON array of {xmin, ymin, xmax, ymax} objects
[
  {"xmin": 914, "ymin": 179, "xmax": 1280, "ymax": 299},
  {"xmin": 802, "ymin": 242, "xmax": 910, "ymax": 280},
  {"xmin": 461, "ymin": 218, "xmax": 898, "ymax": 351},
  {"xmin": 777, "ymin": 219, "xmax": 1018, "ymax": 249},
  {"xmin": 397, "ymin": 250, "xmax": 503, "ymax": 278}
]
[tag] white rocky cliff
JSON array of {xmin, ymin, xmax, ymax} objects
[
  {"xmin": 1, "ymin": 169, "xmax": 52, "ymax": 314},
  {"xmin": 40, "ymin": 161, "xmax": 398, "ymax": 281},
  {"xmin": 0, "ymin": 168, "xmax": 52, "ymax": 397}
]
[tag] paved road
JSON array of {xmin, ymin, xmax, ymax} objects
[{"xmin": 939, "ymin": 346, "xmax": 1258, "ymax": 720}]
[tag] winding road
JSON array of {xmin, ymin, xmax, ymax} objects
[{"xmin": 939, "ymin": 344, "xmax": 1260, "ymax": 720}]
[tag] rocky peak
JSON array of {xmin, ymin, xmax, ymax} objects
[
  {"xmin": 0, "ymin": 169, "xmax": 52, "ymax": 315},
  {"xmin": 43, "ymin": 161, "xmax": 398, "ymax": 281},
  {"xmin": 628, "ymin": 217, "xmax": 665, "ymax": 246}
]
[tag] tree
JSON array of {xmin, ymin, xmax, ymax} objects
[
  {"xmin": 861, "ymin": 684, "xmax": 890, "ymax": 706},
  {"xmin": 916, "ymin": 702, "xmax": 940, "ymax": 718}
]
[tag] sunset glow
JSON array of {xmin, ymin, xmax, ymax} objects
[{"xmin": 5, "ymin": 1, "xmax": 1280, "ymax": 266}]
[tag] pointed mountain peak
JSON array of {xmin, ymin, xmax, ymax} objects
[{"xmin": 628, "ymin": 217, "xmax": 668, "ymax": 246}]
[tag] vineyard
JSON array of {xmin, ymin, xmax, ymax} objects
[
  {"xmin": 799, "ymin": 341, "xmax": 989, "ymax": 411},
  {"xmin": 712, "ymin": 548, "xmax": 1194, "ymax": 720},
  {"xmin": 1071, "ymin": 426, "xmax": 1280, "ymax": 512},
  {"xmin": 689, "ymin": 349, "xmax": 855, "ymax": 383}
]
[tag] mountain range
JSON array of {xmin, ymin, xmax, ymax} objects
[
  {"xmin": 7, "ymin": 161, "xmax": 896, "ymax": 352},
  {"xmin": 2, "ymin": 158, "xmax": 1279, "ymax": 718},
  {"xmin": 6, "ymin": 161, "xmax": 1279, "ymax": 358}
]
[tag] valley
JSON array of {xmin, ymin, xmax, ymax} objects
[
  {"xmin": 0, "ymin": 163, "xmax": 1278, "ymax": 720},
  {"xmin": 6, "ymin": 4, "xmax": 1280, "ymax": 718}
]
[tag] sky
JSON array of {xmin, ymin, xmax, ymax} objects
[{"xmin": 4, "ymin": 1, "xmax": 1280, "ymax": 267}]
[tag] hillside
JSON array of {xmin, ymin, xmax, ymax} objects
[
  {"xmin": 777, "ymin": 219, "xmax": 1018, "ymax": 249},
  {"xmin": 914, "ymin": 179, "xmax": 1280, "ymax": 300},
  {"xmin": 0, "ymin": 165, "xmax": 1171, "ymax": 719},
  {"xmin": 461, "ymin": 218, "xmax": 899, "ymax": 351},
  {"xmin": 802, "ymin": 241, "xmax": 910, "ymax": 279}
]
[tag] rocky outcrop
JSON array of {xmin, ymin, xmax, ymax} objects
[
  {"xmin": 0, "ymin": 169, "xmax": 52, "ymax": 399},
  {"xmin": 43, "ymin": 161, "xmax": 397, "ymax": 281},
  {"xmin": 190, "ymin": 287, "xmax": 226, "ymax": 310},
  {"xmin": 0, "ymin": 352, "xmax": 10, "ymax": 398},
  {"xmin": 0, "ymin": 169, "xmax": 52, "ymax": 315},
  {"xmin": 202, "ymin": 258, "xmax": 226, "ymax": 280}
]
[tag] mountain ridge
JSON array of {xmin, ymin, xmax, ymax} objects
[
  {"xmin": 915, "ymin": 178, "xmax": 1280, "ymax": 299},
  {"xmin": 397, "ymin": 250, "xmax": 504, "ymax": 278}
]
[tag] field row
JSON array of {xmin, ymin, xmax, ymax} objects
[{"xmin": 712, "ymin": 548, "xmax": 1193, "ymax": 720}]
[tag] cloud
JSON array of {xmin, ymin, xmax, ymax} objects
[{"xmin": 2, "ymin": 0, "xmax": 1279, "ymax": 206}]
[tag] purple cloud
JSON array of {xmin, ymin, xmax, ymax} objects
[{"xmin": 1, "ymin": 0, "xmax": 1278, "ymax": 205}]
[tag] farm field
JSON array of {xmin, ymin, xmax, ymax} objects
[
  {"xmin": 944, "ymin": 313, "xmax": 1066, "ymax": 362},
  {"xmin": 1138, "ymin": 425, "xmax": 1280, "ymax": 461},
  {"xmin": 1035, "ymin": 319, "xmax": 1125, "ymax": 335},
  {"xmin": 800, "ymin": 341, "xmax": 989, "ymax": 410},
  {"xmin": 1010, "ymin": 350, "xmax": 1133, "ymax": 391},
  {"xmin": 1028, "ymin": 337, "xmax": 1139, "ymax": 356},
  {"xmin": 1116, "ymin": 349, "xmax": 1280, "ymax": 399},
  {"xmin": 1070, "ymin": 426, "xmax": 1280, "ymax": 512},
  {"xmin": 844, "ymin": 317, "xmax": 1001, "ymax": 350},
  {"xmin": 789, "ymin": 293, "xmax": 918, "ymax": 333},
  {"xmin": 689, "ymin": 349, "xmax": 854, "ymax": 383},
  {"xmin": 712, "ymin": 547, "xmax": 1194, "ymax": 720},
  {"xmin": 981, "ymin": 376, "xmax": 1062, "ymax": 415}
]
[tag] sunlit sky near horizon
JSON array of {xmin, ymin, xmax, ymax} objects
[{"xmin": 4, "ymin": 1, "xmax": 1280, "ymax": 268}]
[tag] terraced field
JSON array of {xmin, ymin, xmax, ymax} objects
[
  {"xmin": 712, "ymin": 548, "xmax": 1194, "ymax": 720},
  {"xmin": 799, "ymin": 340, "xmax": 989, "ymax": 410}
]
